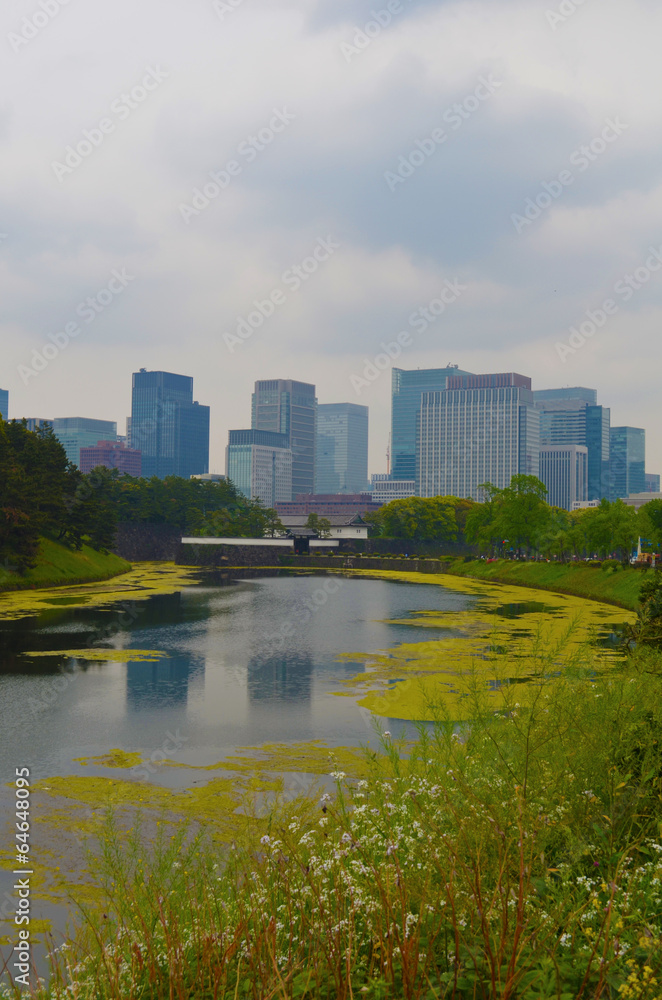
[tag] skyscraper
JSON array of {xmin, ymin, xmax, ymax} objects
[
  {"xmin": 539, "ymin": 445, "xmax": 588, "ymax": 510},
  {"xmin": 251, "ymin": 380, "xmax": 316, "ymax": 495},
  {"xmin": 51, "ymin": 417, "xmax": 118, "ymax": 467},
  {"xmin": 0, "ymin": 388, "xmax": 8, "ymax": 421},
  {"xmin": 417, "ymin": 372, "xmax": 540, "ymax": 499},
  {"xmin": 316, "ymin": 403, "xmax": 369, "ymax": 494},
  {"xmin": 131, "ymin": 370, "xmax": 210, "ymax": 479},
  {"xmin": 609, "ymin": 427, "xmax": 646, "ymax": 499},
  {"xmin": 391, "ymin": 365, "xmax": 473, "ymax": 481},
  {"xmin": 534, "ymin": 388, "xmax": 610, "ymax": 500},
  {"xmin": 226, "ymin": 429, "xmax": 292, "ymax": 506}
]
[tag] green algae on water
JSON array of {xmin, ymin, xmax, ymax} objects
[
  {"xmin": 0, "ymin": 562, "xmax": 202, "ymax": 622},
  {"xmin": 25, "ymin": 649, "xmax": 168, "ymax": 663},
  {"xmin": 331, "ymin": 568, "xmax": 635, "ymax": 723}
]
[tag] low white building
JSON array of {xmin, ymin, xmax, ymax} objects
[{"xmin": 278, "ymin": 513, "xmax": 369, "ymax": 540}]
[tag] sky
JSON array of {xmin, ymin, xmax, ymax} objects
[{"xmin": 1, "ymin": 0, "xmax": 661, "ymax": 477}]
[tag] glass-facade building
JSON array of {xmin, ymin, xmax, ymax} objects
[
  {"xmin": 226, "ymin": 429, "xmax": 292, "ymax": 507},
  {"xmin": 251, "ymin": 380, "xmax": 316, "ymax": 495},
  {"xmin": 539, "ymin": 445, "xmax": 588, "ymax": 510},
  {"xmin": 417, "ymin": 373, "xmax": 540, "ymax": 499},
  {"xmin": 0, "ymin": 388, "xmax": 8, "ymax": 421},
  {"xmin": 316, "ymin": 403, "xmax": 369, "ymax": 494},
  {"xmin": 51, "ymin": 417, "xmax": 117, "ymax": 467},
  {"xmin": 391, "ymin": 366, "xmax": 473, "ymax": 481},
  {"xmin": 609, "ymin": 427, "xmax": 646, "ymax": 499},
  {"xmin": 131, "ymin": 370, "xmax": 210, "ymax": 479},
  {"xmin": 534, "ymin": 388, "xmax": 610, "ymax": 500}
]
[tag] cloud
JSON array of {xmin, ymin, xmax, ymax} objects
[{"xmin": 0, "ymin": 0, "xmax": 661, "ymax": 475}]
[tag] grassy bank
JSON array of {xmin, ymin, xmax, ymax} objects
[
  {"xmin": 441, "ymin": 558, "xmax": 647, "ymax": 611},
  {"xmin": 0, "ymin": 538, "xmax": 131, "ymax": 593}
]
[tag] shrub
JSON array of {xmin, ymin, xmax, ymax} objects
[{"xmin": 601, "ymin": 558, "xmax": 621, "ymax": 572}]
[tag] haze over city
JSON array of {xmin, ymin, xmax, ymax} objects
[{"xmin": 2, "ymin": 0, "xmax": 661, "ymax": 475}]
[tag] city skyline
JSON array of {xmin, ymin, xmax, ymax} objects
[
  {"xmin": 0, "ymin": 364, "xmax": 655, "ymax": 499},
  {"xmin": 2, "ymin": 0, "xmax": 661, "ymax": 480}
]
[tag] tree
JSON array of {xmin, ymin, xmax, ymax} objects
[
  {"xmin": 306, "ymin": 513, "xmax": 332, "ymax": 538},
  {"xmin": 639, "ymin": 500, "xmax": 662, "ymax": 552},
  {"xmin": 581, "ymin": 499, "xmax": 638, "ymax": 560},
  {"xmin": 466, "ymin": 476, "xmax": 551, "ymax": 555},
  {"xmin": 366, "ymin": 497, "xmax": 458, "ymax": 543}
]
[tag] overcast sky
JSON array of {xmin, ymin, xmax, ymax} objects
[{"xmin": 2, "ymin": 0, "xmax": 661, "ymax": 476}]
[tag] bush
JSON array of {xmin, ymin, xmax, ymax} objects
[{"xmin": 601, "ymin": 558, "xmax": 621, "ymax": 572}]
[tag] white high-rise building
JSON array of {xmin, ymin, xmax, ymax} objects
[
  {"xmin": 226, "ymin": 430, "xmax": 293, "ymax": 507},
  {"xmin": 417, "ymin": 373, "xmax": 540, "ymax": 499},
  {"xmin": 539, "ymin": 445, "xmax": 588, "ymax": 510}
]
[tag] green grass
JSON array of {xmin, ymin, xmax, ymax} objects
[
  {"xmin": 0, "ymin": 537, "xmax": 131, "ymax": 593},
  {"xmin": 442, "ymin": 558, "xmax": 648, "ymax": 610}
]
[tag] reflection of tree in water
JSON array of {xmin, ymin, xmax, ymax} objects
[
  {"xmin": 126, "ymin": 654, "xmax": 205, "ymax": 710},
  {"xmin": 247, "ymin": 653, "xmax": 313, "ymax": 704},
  {"xmin": 0, "ymin": 590, "xmax": 212, "ymax": 675}
]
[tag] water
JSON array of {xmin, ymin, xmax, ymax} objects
[{"xmin": 0, "ymin": 574, "xmax": 478, "ymax": 780}]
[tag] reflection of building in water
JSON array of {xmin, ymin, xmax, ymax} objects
[
  {"xmin": 126, "ymin": 654, "xmax": 205, "ymax": 711},
  {"xmin": 247, "ymin": 653, "xmax": 313, "ymax": 704}
]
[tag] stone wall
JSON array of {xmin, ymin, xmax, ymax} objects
[
  {"xmin": 113, "ymin": 524, "xmax": 182, "ymax": 562},
  {"xmin": 176, "ymin": 543, "xmax": 294, "ymax": 567}
]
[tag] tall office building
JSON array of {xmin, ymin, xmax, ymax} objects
[
  {"xmin": 131, "ymin": 370, "xmax": 210, "ymax": 479},
  {"xmin": 645, "ymin": 473, "xmax": 661, "ymax": 493},
  {"xmin": 21, "ymin": 419, "xmax": 50, "ymax": 433},
  {"xmin": 534, "ymin": 388, "xmax": 610, "ymax": 500},
  {"xmin": 539, "ymin": 445, "xmax": 588, "ymax": 510},
  {"xmin": 51, "ymin": 417, "xmax": 117, "ymax": 467},
  {"xmin": 251, "ymin": 380, "xmax": 316, "ymax": 495},
  {"xmin": 610, "ymin": 427, "xmax": 646, "ymax": 499},
  {"xmin": 417, "ymin": 372, "xmax": 540, "ymax": 499},
  {"xmin": 0, "ymin": 388, "xmax": 8, "ymax": 420},
  {"xmin": 391, "ymin": 365, "xmax": 473, "ymax": 481},
  {"xmin": 316, "ymin": 403, "xmax": 369, "ymax": 494},
  {"xmin": 371, "ymin": 475, "xmax": 416, "ymax": 503},
  {"xmin": 226, "ymin": 429, "xmax": 292, "ymax": 507}
]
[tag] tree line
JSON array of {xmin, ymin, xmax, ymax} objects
[
  {"xmin": 366, "ymin": 475, "xmax": 662, "ymax": 560},
  {"xmin": 0, "ymin": 419, "xmax": 283, "ymax": 572}
]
